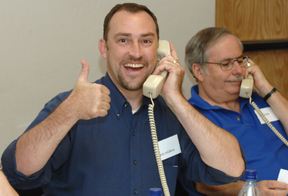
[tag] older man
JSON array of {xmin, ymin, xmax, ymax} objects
[{"xmin": 183, "ymin": 27, "xmax": 288, "ymax": 196}]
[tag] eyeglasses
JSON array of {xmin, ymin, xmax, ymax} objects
[{"xmin": 204, "ymin": 56, "xmax": 249, "ymax": 71}]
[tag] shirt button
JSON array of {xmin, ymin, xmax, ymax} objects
[
  {"xmin": 124, "ymin": 103, "xmax": 128, "ymax": 107},
  {"xmin": 117, "ymin": 113, "xmax": 120, "ymax": 117},
  {"xmin": 132, "ymin": 132, "xmax": 135, "ymax": 136},
  {"xmin": 237, "ymin": 117, "xmax": 241, "ymax": 121},
  {"xmin": 134, "ymin": 190, "xmax": 137, "ymax": 194},
  {"xmin": 133, "ymin": 160, "xmax": 137, "ymax": 165}
]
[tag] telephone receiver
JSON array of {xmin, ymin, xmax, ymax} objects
[
  {"xmin": 143, "ymin": 40, "xmax": 170, "ymax": 99},
  {"xmin": 239, "ymin": 74, "xmax": 253, "ymax": 98},
  {"xmin": 239, "ymin": 57, "xmax": 254, "ymax": 98}
]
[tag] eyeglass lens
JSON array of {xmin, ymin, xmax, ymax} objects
[{"xmin": 220, "ymin": 56, "xmax": 248, "ymax": 70}]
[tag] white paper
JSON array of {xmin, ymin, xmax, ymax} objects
[
  {"xmin": 254, "ymin": 107, "xmax": 279, "ymax": 124},
  {"xmin": 277, "ymin": 169, "xmax": 288, "ymax": 183},
  {"xmin": 158, "ymin": 134, "xmax": 181, "ymax": 161}
]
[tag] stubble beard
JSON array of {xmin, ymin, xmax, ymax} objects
[
  {"xmin": 116, "ymin": 57, "xmax": 154, "ymax": 92},
  {"xmin": 118, "ymin": 70, "xmax": 149, "ymax": 91}
]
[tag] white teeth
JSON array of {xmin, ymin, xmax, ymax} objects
[{"xmin": 124, "ymin": 63, "xmax": 144, "ymax": 68}]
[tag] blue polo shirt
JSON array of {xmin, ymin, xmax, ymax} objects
[
  {"xmin": 189, "ymin": 85, "xmax": 288, "ymax": 182},
  {"xmin": 1, "ymin": 75, "xmax": 242, "ymax": 196}
]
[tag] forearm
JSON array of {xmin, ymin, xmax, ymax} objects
[
  {"xmin": 15, "ymin": 99, "xmax": 79, "ymax": 176},
  {"xmin": 250, "ymin": 63, "xmax": 288, "ymax": 135},
  {"xmin": 0, "ymin": 171, "xmax": 19, "ymax": 196},
  {"xmin": 266, "ymin": 90, "xmax": 288, "ymax": 135},
  {"xmin": 196, "ymin": 181, "xmax": 244, "ymax": 196},
  {"xmin": 167, "ymin": 94, "xmax": 245, "ymax": 177}
]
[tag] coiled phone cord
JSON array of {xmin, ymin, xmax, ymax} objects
[
  {"xmin": 249, "ymin": 96, "xmax": 288, "ymax": 147},
  {"xmin": 148, "ymin": 94, "xmax": 171, "ymax": 196}
]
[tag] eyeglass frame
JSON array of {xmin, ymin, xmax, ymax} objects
[{"xmin": 204, "ymin": 56, "xmax": 249, "ymax": 71}]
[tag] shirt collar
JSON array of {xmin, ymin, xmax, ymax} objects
[
  {"xmin": 189, "ymin": 85, "xmax": 215, "ymax": 110},
  {"xmin": 189, "ymin": 85, "xmax": 250, "ymax": 111}
]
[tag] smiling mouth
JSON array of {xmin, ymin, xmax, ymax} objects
[
  {"xmin": 124, "ymin": 63, "xmax": 144, "ymax": 68},
  {"xmin": 123, "ymin": 63, "xmax": 145, "ymax": 72}
]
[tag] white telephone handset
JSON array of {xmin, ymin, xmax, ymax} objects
[
  {"xmin": 239, "ymin": 74, "xmax": 254, "ymax": 98},
  {"xmin": 239, "ymin": 57, "xmax": 253, "ymax": 98},
  {"xmin": 143, "ymin": 40, "xmax": 170, "ymax": 99}
]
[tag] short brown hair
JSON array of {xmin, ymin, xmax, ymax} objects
[{"xmin": 103, "ymin": 3, "xmax": 159, "ymax": 42}]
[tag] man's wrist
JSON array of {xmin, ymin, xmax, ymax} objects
[{"xmin": 263, "ymin": 87, "xmax": 278, "ymax": 102}]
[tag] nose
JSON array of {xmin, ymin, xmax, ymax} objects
[
  {"xmin": 231, "ymin": 60, "xmax": 244, "ymax": 75},
  {"xmin": 129, "ymin": 42, "xmax": 143, "ymax": 58}
]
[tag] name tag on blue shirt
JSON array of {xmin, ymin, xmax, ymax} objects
[
  {"xmin": 254, "ymin": 107, "xmax": 279, "ymax": 124},
  {"xmin": 158, "ymin": 134, "xmax": 181, "ymax": 161},
  {"xmin": 277, "ymin": 169, "xmax": 288, "ymax": 183}
]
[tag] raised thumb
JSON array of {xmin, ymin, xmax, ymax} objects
[{"xmin": 77, "ymin": 59, "xmax": 90, "ymax": 82}]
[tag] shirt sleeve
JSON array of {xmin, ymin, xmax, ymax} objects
[
  {"xmin": 178, "ymin": 129, "xmax": 246, "ymax": 191},
  {"xmin": 1, "ymin": 91, "xmax": 73, "ymax": 189}
]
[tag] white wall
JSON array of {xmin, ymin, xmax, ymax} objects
[{"xmin": 0, "ymin": 0, "xmax": 215, "ymax": 156}]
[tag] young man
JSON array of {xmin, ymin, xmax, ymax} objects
[
  {"xmin": 184, "ymin": 27, "xmax": 288, "ymax": 196},
  {"xmin": 1, "ymin": 5, "xmax": 244, "ymax": 195}
]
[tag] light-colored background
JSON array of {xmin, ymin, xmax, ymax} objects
[{"xmin": 0, "ymin": 0, "xmax": 215, "ymax": 156}]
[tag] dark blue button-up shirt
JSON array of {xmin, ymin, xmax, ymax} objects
[{"xmin": 2, "ymin": 74, "xmax": 241, "ymax": 196}]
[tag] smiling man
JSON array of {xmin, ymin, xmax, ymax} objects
[
  {"xmin": 184, "ymin": 27, "xmax": 288, "ymax": 196},
  {"xmin": 1, "ymin": 5, "xmax": 245, "ymax": 196}
]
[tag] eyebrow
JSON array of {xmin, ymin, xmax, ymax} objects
[
  {"xmin": 113, "ymin": 32, "xmax": 156, "ymax": 39},
  {"xmin": 221, "ymin": 55, "xmax": 243, "ymax": 61}
]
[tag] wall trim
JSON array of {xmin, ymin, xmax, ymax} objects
[{"xmin": 242, "ymin": 39, "xmax": 288, "ymax": 51}]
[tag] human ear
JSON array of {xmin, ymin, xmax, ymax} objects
[
  {"xmin": 98, "ymin": 39, "xmax": 107, "ymax": 59},
  {"xmin": 192, "ymin": 63, "xmax": 205, "ymax": 82}
]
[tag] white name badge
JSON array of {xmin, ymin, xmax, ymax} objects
[
  {"xmin": 254, "ymin": 107, "xmax": 279, "ymax": 124},
  {"xmin": 158, "ymin": 134, "xmax": 181, "ymax": 161},
  {"xmin": 277, "ymin": 169, "xmax": 288, "ymax": 183}
]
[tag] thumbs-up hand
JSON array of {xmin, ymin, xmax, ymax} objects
[{"xmin": 66, "ymin": 60, "xmax": 111, "ymax": 120}]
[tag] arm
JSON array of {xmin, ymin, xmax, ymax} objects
[
  {"xmin": 196, "ymin": 180, "xmax": 288, "ymax": 196},
  {"xmin": 15, "ymin": 60, "xmax": 111, "ymax": 176},
  {"xmin": 0, "ymin": 171, "xmax": 19, "ymax": 196},
  {"xmin": 155, "ymin": 43, "xmax": 245, "ymax": 177},
  {"xmin": 196, "ymin": 181, "xmax": 243, "ymax": 196},
  {"xmin": 246, "ymin": 60, "xmax": 288, "ymax": 135},
  {"xmin": 164, "ymin": 92, "xmax": 244, "ymax": 177}
]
